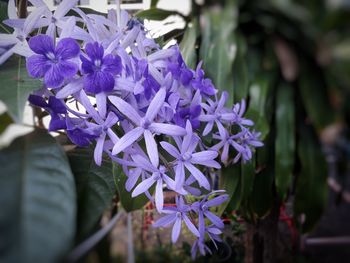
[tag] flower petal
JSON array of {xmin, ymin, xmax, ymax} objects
[
  {"xmin": 205, "ymin": 194, "xmax": 229, "ymax": 207},
  {"xmin": 108, "ymin": 96, "xmax": 141, "ymax": 125},
  {"xmin": 26, "ymin": 54, "xmax": 49, "ymax": 78},
  {"xmin": 153, "ymin": 213, "xmax": 177, "ymax": 228},
  {"xmin": 171, "ymin": 217, "xmax": 182, "ymax": 243},
  {"xmin": 183, "ymin": 214, "xmax": 200, "ymax": 237},
  {"xmin": 94, "ymin": 133, "xmax": 106, "ymax": 166},
  {"xmin": 145, "ymin": 87, "xmax": 166, "ymax": 122},
  {"xmin": 144, "ymin": 129, "xmax": 159, "ymax": 168},
  {"xmin": 44, "ymin": 64, "xmax": 64, "ymax": 88},
  {"xmin": 160, "ymin": 141, "xmax": 180, "ymax": 159},
  {"xmin": 184, "ymin": 163, "xmax": 210, "ymax": 190},
  {"xmin": 150, "ymin": 123, "xmax": 186, "ymax": 136},
  {"xmin": 191, "ymin": 151, "xmax": 218, "ymax": 164},
  {"xmin": 204, "ymin": 211, "xmax": 224, "ymax": 229},
  {"xmin": 56, "ymin": 37, "xmax": 80, "ymax": 59},
  {"xmin": 132, "ymin": 175, "xmax": 155, "ymax": 197},
  {"xmin": 155, "ymin": 179, "xmax": 164, "ymax": 213},
  {"xmin": 58, "ymin": 60, "xmax": 78, "ymax": 78},
  {"xmin": 28, "ymin": 34, "xmax": 54, "ymax": 55},
  {"xmin": 112, "ymin": 127, "xmax": 144, "ymax": 155}
]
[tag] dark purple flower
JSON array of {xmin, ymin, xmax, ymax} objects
[
  {"xmin": 28, "ymin": 94, "xmax": 67, "ymax": 131},
  {"xmin": 167, "ymin": 47, "xmax": 193, "ymax": 86},
  {"xmin": 191, "ymin": 62, "xmax": 217, "ymax": 96},
  {"xmin": 174, "ymin": 104, "xmax": 201, "ymax": 129},
  {"xmin": 81, "ymin": 42, "xmax": 122, "ymax": 94},
  {"xmin": 26, "ymin": 34, "xmax": 80, "ymax": 88},
  {"xmin": 66, "ymin": 118, "xmax": 102, "ymax": 147}
]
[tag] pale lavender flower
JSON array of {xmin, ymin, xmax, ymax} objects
[
  {"xmin": 109, "ymin": 88, "xmax": 186, "ymax": 165},
  {"xmin": 153, "ymin": 196, "xmax": 199, "ymax": 243},
  {"xmin": 160, "ymin": 122, "xmax": 220, "ymax": 191},
  {"xmin": 130, "ymin": 154, "xmax": 175, "ymax": 212}
]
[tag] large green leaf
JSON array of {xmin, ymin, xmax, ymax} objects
[
  {"xmin": 136, "ymin": 8, "xmax": 179, "ymax": 21},
  {"xmin": 275, "ymin": 83, "xmax": 295, "ymax": 200},
  {"xmin": 113, "ymin": 162, "xmax": 150, "ymax": 212},
  {"xmin": 245, "ymin": 76, "xmax": 274, "ymax": 140},
  {"xmin": 241, "ymin": 157, "xmax": 255, "ymax": 201},
  {"xmin": 179, "ymin": 18, "xmax": 198, "ymax": 69},
  {"xmin": 0, "ymin": 130, "xmax": 76, "ymax": 262},
  {"xmin": 68, "ymin": 147, "xmax": 116, "ymax": 241},
  {"xmin": 299, "ymin": 63, "xmax": 335, "ymax": 130},
  {"xmin": 0, "ymin": 1, "xmax": 12, "ymax": 33},
  {"xmin": 232, "ymin": 35, "xmax": 249, "ymax": 102},
  {"xmin": 199, "ymin": 4, "xmax": 238, "ymax": 105},
  {"xmin": 294, "ymin": 124, "xmax": 328, "ymax": 232},
  {"xmin": 218, "ymin": 165, "xmax": 241, "ymax": 215},
  {"xmin": 0, "ymin": 56, "xmax": 41, "ymax": 123}
]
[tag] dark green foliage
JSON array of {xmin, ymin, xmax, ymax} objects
[{"xmin": 0, "ymin": 130, "xmax": 76, "ymax": 262}]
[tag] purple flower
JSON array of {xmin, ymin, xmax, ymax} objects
[
  {"xmin": 109, "ymin": 88, "xmax": 186, "ymax": 165},
  {"xmin": 191, "ymin": 225, "xmax": 222, "ymax": 258},
  {"xmin": 28, "ymin": 94, "xmax": 67, "ymax": 131},
  {"xmin": 66, "ymin": 118, "xmax": 101, "ymax": 147},
  {"xmin": 167, "ymin": 47, "xmax": 193, "ymax": 86},
  {"xmin": 199, "ymin": 92, "xmax": 235, "ymax": 136},
  {"xmin": 130, "ymin": 154, "xmax": 175, "ymax": 212},
  {"xmin": 81, "ymin": 42, "xmax": 122, "ymax": 94},
  {"xmin": 160, "ymin": 122, "xmax": 220, "ymax": 191},
  {"xmin": 153, "ymin": 196, "xmax": 199, "ymax": 243},
  {"xmin": 232, "ymin": 99, "xmax": 254, "ymax": 127},
  {"xmin": 191, "ymin": 62, "xmax": 217, "ymax": 96},
  {"xmin": 174, "ymin": 104, "xmax": 201, "ymax": 129},
  {"xmin": 26, "ymin": 34, "xmax": 80, "ymax": 88},
  {"xmin": 191, "ymin": 192, "xmax": 228, "ymax": 237}
]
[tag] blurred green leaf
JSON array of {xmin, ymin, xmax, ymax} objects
[
  {"xmin": 113, "ymin": 163, "xmax": 149, "ymax": 212},
  {"xmin": 246, "ymin": 76, "xmax": 274, "ymax": 140},
  {"xmin": 294, "ymin": 124, "xmax": 328, "ymax": 232},
  {"xmin": 200, "ymin": 4, "xmax": 238, "ymax": 105},
  {"xmin": 218, "ymin": 165, "xmax": 241, "ymax": 215},
  {"xmin": 0, "ymin": 56, "xmax": 41, "ymax": 123},
  {"xmin": 136, "ymin": 8, "xmax": 179, "ymax": 21},
  {"xmin": 275, "ymin": 83, "xmax": 295, "ymax": 200},
  {"xmin": 249, "ymin": 132, "xmax": 274, "ymax": 218},
  {"xmin": 151, "ymin": 0, "xmax": 159, "ymax": 8},
  {"xmin": 241, "ymin": 157, "xmax": 255, "ymax": 201},
  {"xmin": 233, "ymin": 35, "xmax": 249, "ymax": 102},
  {"xmin": 0, "ymin": 112, "xmax": 12, "ymax": 134},
  {"xmin": 68, "ymin": 147, "xmax": 116, "ymax": 241},
  {"xmin": 0, "ymin": 1, "xmax": 11, "ymax": 33},
  {"xmin": 0, "ymin": 130, "xmax": 76, "ymax": 263},
  {"xmin": 299, "ymin": 63, "xmax": 335, "ymax": 131},
  {"xmin": 180, "ymin": 18, "xmax": 198, "ymax": 69}
]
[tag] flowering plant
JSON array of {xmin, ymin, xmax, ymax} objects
[{"xmin": 0, "ymin": 0, "xmax": 263, "ymax": 260}]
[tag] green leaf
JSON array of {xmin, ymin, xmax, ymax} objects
[
  {"xmin": 0, "ymin": 56, "xmax": 41, "ymax": 123},
  {"xmin": 294, "ymin": 124, "xmax": 328, "ymax": 232},
  {"xmin": 180, "ymin": 18, "xmax": 198, "ymax": 69},
  {"xmin": 299, "ymin": 63, "xmax": 335, "ymax": 130},
  {"xmin": 68, "ymin": 148, "xmax": 116, "ymax": 241},
  {"xmin": 0, "ymin": 1, "xmax": 12, "ymax": 33},
  {"xmin": 232, "ymin": 35, "xmax": 249, "ymax": 102},
  {"xmin": 241, "ymin": 157, "xmax": 255, "ymax": 201},
  {"xmin": 0, "ymin": 130, "xmax": 76, "ymax": 262},
  {"xmin": 200, "ymin": 5, "xmax": 238, "ymax": 105},
  {"xmin": 113, "ymin": 162, "xmax": 149, "ymax": 212},
  {"xmin": 245, "ymin": 76, "xmax": 274, "ymax": 140},
  {"xmin": 151, "ymin": 0, "xmax": 159, "ymax": 8},
  {"xmin": 0, "ymin": 112, "xmax": 13, "ymax": 134},
  {"xmin": 136, "ymin": 8, "xmax": 179, "ymax": 21},
  {"xmin": 275, "ymin": 83, "xmax": 295, "ymax": 200},
  {"xmin": 249, "ymin": 132, "xmax": 275, "ymax": 218},
  {"xmin": 218, "ymin": 165, "xmax": 241, "ymax": 215}
]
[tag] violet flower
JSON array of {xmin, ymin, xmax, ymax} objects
[
  {"xmin": 26, "ymin": 34, "xmax": 80, "ymax": 88},
  {"xmin": 109, "ymin": 88, "xmax": 186, "ymax": 166},
  {"xmin": 153, "ymin": 196, "xmax": 199, "ymax": 243},
  {"xmin": 80, "ymin": 42, "xmax": 122, "ymax": 94},
  {"xmin": 191, "ymin": 62, "xmax": 217, "ymax": 96},
  {"xmin": 160, "ymin": 122, "xmax": 220, "ymax": 191}
]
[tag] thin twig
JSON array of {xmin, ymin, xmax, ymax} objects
[{"xmin": 66, "ymin": 211, "xmax": 123, "ymax": 263}]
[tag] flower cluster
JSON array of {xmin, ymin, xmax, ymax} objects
[{"xmin": 1, "ymin": 0, "xmax": 263, "ymax": 257}]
